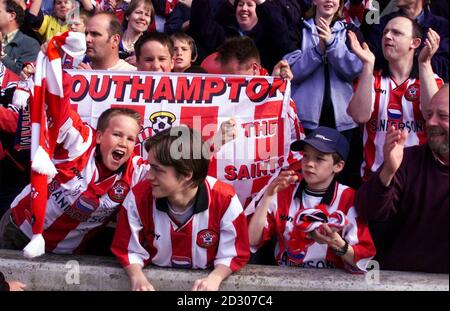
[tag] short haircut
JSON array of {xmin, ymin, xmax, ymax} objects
[
  {"xmin": 78, "ymin": 8, "xmax": 92, "ymax": 25},
  {"xmin": 396, "ymin": 15, "xmax": 423, "ymax": 39},
  {"xmin": 170, "ymin": 32, "xmax": 198, "ymax": 61},
  {"xmin": 144, "ymin": 126, "xmax": 210, "ymax": 188},
  {"xmin": 331, "ymin": 152, "xmax": 343, "ymax": 165},
  {"xmin": 93, "ymin": 12, "xmax": 123, "ymax": 38},
  {"xmin": 4, "ymin": 0, "xmax": 24, "ymax": 27},
  {"xmin": 216, "ymin": 36, "xmax": 260, "ymax": 66},
  {"xmin": 135, "ymin": 31, "xmax": 174, "ymax": 59},
  {"xmin": 96, "ymin": 108, "xmax": 142, "ymax": 132},
  {"xmin": 123, "ymin": 0, "xmax": 155, "ymax": 31}
]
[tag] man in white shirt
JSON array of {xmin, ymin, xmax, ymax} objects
[{"xmin": 78, "ymin": 12, "xmax": 136, "ymax": 71}]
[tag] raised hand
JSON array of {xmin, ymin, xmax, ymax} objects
[
  {"xmin": 272, "ymin": 59, "xmax": 293, "ymax": 80},
  {"xmin": 347, "ymin": 30, "xmax": 375, "ymax": 66},
  {"xmin": 316, "ymin": 17, "xmax": 332, "ymax": 44},
  {"xmin": 380, "ymin": 126, "xmax": 408, "ymax": 185},
  {"xmin": 218, "ymin": 118, "xmax": 238, "ymax": 146},
  {"xmin": 418, "ymin": 28, "xmax": 440, "ymax": 64},
  {"xmin": 266, "ymin": 170, "xmax": 298, "ymax": 196}
]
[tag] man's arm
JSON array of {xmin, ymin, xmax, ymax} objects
[
  {"xmin": 379, "ymin": 126, "xmax": 408, "ymax": 187},
  {"xmin": 419, "ymin": 28, "xmax": 441, "ymax": 111},
  {"xmin": 1, "ymin": 36, "xmax": 40, "ymax": 76},
  {"xmin": 29, "ymin": 0, "xmax": 42, "ymax": 16},
  {"xmin": 346, "ymin": 30, "xmax": 374, "ymax": 124},
  {"xmin": 354, "ymin": 126, "xmax": 408, "ymax": 221}
]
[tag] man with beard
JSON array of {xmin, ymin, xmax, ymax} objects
[{"xmin": 354, "ymin": 84, "xmax": 449, "ymax": 273}]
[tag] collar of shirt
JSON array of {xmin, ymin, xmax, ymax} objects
[
  {"xmin": 156, "ymin": 181, "xmax": 208, "ymax": 215},
  {"xmin": 2, "ymin": 29, "xmax": 19, "ymax": 47},
  {"xmin": 415, "ymin": 9, "xmax": 425, "ymax": 25},
  {"xmin": 294, "ymin": 177, "xmax": 338, "ymax": 206}
]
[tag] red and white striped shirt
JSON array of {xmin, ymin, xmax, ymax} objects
[
  {"xmin": 10, "ymin": 102, "xmax": 149, "ymax": 254},
  {"xmin": 361, "ymin": 71, "xmax": 443, "ymax": 180},
  {"xmin": 250, "ymin": 179, "xmax": 375, "ymax": 272},
  {"xmin": 111, "ymin": 176, "xmax": 250, "ymax": 272}
]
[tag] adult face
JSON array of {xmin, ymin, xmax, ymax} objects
[
  {"xmin": 127, "ymin": 1, "xmax": 152, "ymax": 33},
  {"xmin": 0, "ymin": 1, "xmax": 15, "ymax": 34},
  {"xmin": 235, "ymin": 0, "xmax": 258, "ymax": 31},
  {"xmin": 136, "ymin": 40, "xmax": 174, "ymax": 72},
  {"xmin": 85, "ymin": 14, "xmax": 119, "ymax": 67},
  {"xmin": 381, "ymin": 16, "xmax": 420, "ymax": 62},
  {"xmin": 96, "ymin": 114, "xmax": 141, "ymax": 171},
  {"xmin": 425, "ymin": 86, "xmax": 449, "ymax": 160},
  {"xmin": 54, "ymin": 0, "xmax": 73, "ymax": 20}
]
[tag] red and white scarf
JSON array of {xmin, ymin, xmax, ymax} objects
[
  {"xmin": 294, "ymin": 204, "xmax": 348, "ymax": 233},
  {"xmin": 24, "ymin": 32, "xmax": 85, "ymax": 258}
]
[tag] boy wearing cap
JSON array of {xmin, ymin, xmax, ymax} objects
[{"xmin": 248, "ymin": 127, "xmax": 375, "ymax": 272}]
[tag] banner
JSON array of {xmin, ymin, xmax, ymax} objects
[{"xmin": 66, "ymin": 70, "xmax": 300, "ymax": 207}]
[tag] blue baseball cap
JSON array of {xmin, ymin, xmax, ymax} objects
[{"xmin": 290, "ymin": 127, "xmax": 349, "ymax": 161}]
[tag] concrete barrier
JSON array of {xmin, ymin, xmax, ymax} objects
[{"xmin": 0, "ymin": 249, "xmax": 448, "ymax": 291}]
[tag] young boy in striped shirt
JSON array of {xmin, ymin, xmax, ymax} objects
[
  {"xmin": 111, "ymin": 126, "xmax": 250, "ymax": 291},
  {"xmin": 248, "ymin": 127, "xmax": 375, "ymax": 272}
]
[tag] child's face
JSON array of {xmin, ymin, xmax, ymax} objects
[
  {"xmin": 146, "ymin": 150, "xmax": 192, "ymax": 200},
  {"xmin": 69, "ymin": 18, "xmax": 86, "ymax": 33},
  {"xmin": 96, "ymin": 115, "xmax": 141, "ymax": 171},
  {"xmin": 54, "ymin": 0, "xmax": 74, "ymax": 20},
  {"xmin": 301, "ymin": 144, "xmax": 344, "ymax": 191},
  {"xmin": 137, "ymin": 40, "xmax": 174, "ymax": 72},
  {"xmin": 313, "ymin": 0, "xmax": 340, "ymax": 19},
  {"xmin": 172, "ymin": 39, "xmax": 193, "ymax": 72}
]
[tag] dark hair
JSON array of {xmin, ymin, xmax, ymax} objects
[
  {"xmin": 4, "ymin": 0, "xmax": 24, "ymax": 27},
  {"xmin": 170, "ymin": 32, "xmax": 198, "ymax": 62},
  {"xmin": 123, "ymin": 0, "xmax": 154, "ymax": 31},
  {"xmin": 135, "ymin": 31, "xmax": 174, "ymax": 59},
  {"xmin": 331, "ymin": 152, "xmax": 343, "ymax": 165},
  {"xmin": 144, "ymin": 126, "xmax": 210, "ymax": 188},
  {"xmin": 93, "ymin": 12, "xmax": 123, "ymax": 38},
  {"xmin": 216, "ymin": 36, "xmax": 260, "ymax": 66},
  {"xmin": 96, "ymin": 108, "xmax": 142, "ymax": 132}
]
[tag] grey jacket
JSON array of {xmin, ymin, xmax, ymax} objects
[
  {"xmin": 2, "ymin": 30, "xmax": 40, "ymax": 75},
  {"xmin": 284, "ymin": 19, "xmax": 362, "ymax": 132}
]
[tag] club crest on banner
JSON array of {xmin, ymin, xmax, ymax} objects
[{"xmin": 149, "ymin": 111, "xmax": 176, "ymax": 133}]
